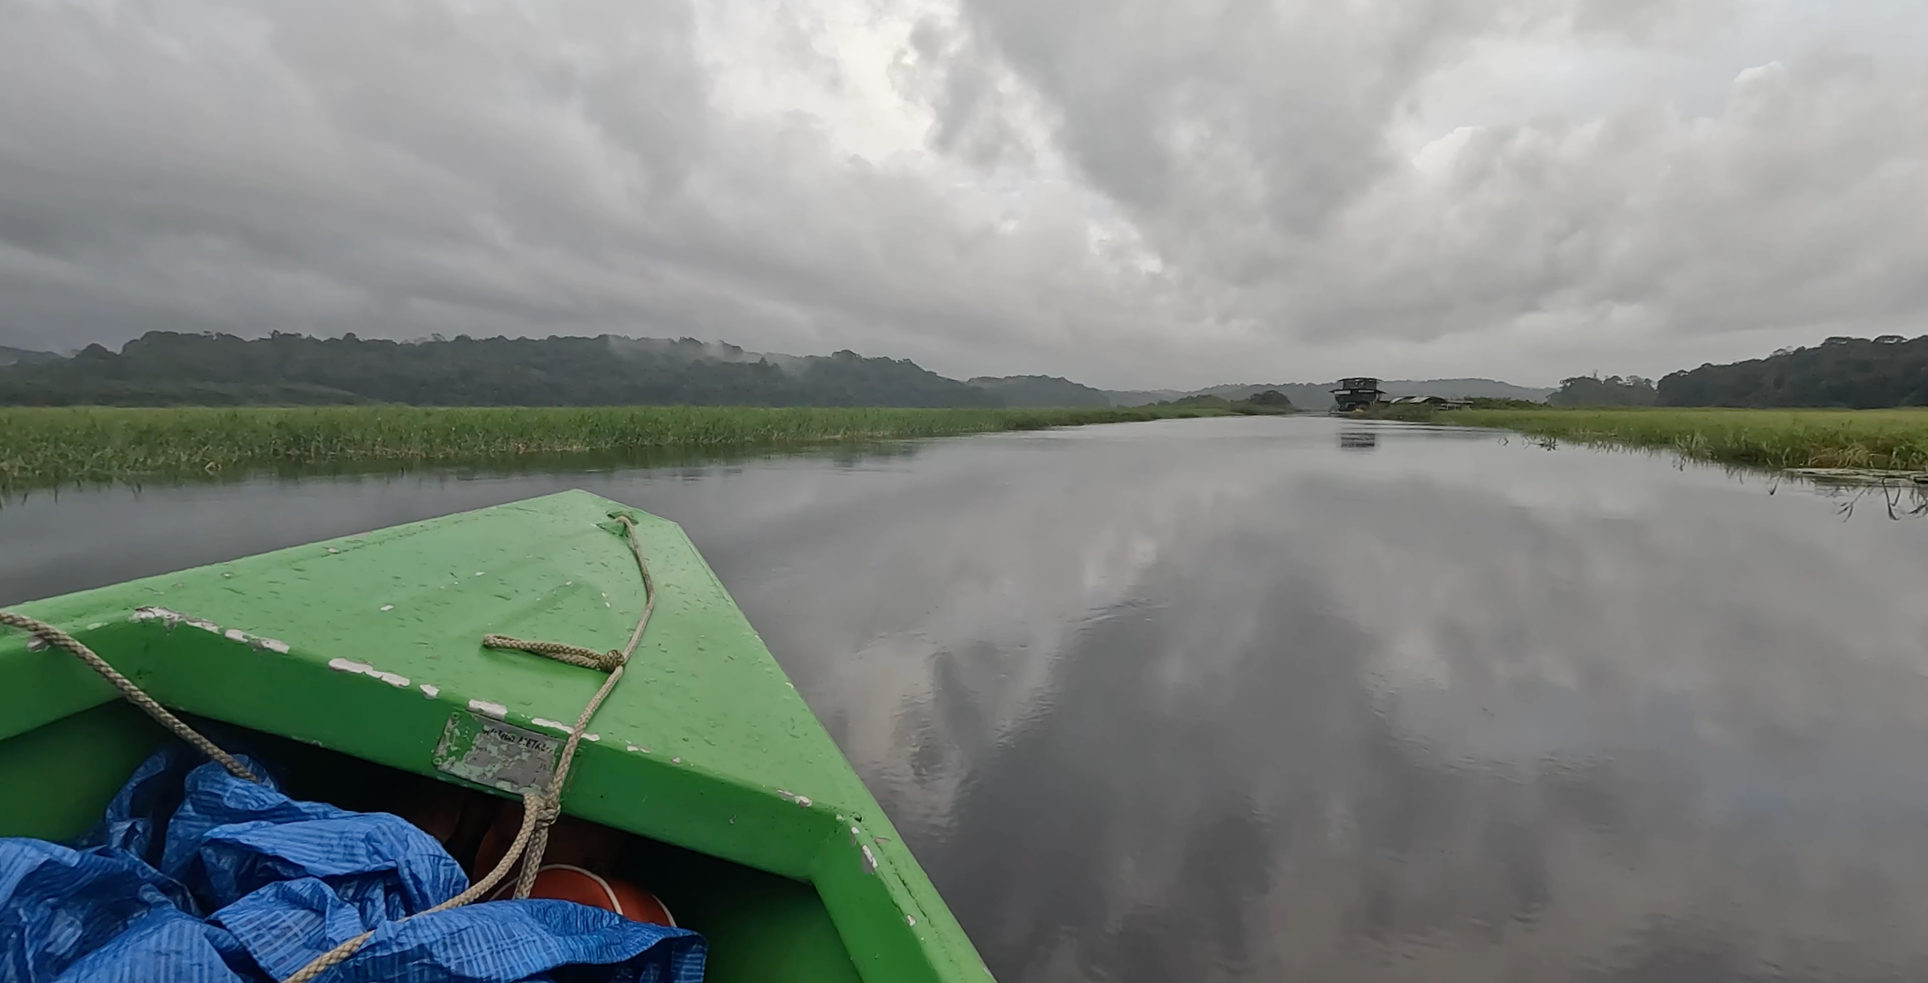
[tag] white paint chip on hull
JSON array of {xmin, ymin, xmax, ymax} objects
[
  {"xmin": 468, "ymin": 699, "xmax": 508, "ymax": 719},
  {"xmin": 327, "ymin": 657, "xmax": 410, "ymax": 687}
]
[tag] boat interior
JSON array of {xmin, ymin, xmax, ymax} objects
[{"xmin": 0, "ymin": 700, "xmax": 868, "ymax": 983}]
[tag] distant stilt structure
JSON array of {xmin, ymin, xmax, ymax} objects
[{"xmin": 1329, "ymin": 377, "xmax": 1387, "ymax": 414}]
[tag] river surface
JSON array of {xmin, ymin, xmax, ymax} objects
[{"xmin": 7, "ymin": 416, "xmax": 1928, "ymax": 982}]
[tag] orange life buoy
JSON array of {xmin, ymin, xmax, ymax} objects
[{"xmin": 488, "ymin": 864, "xmax": 677, "ymax": 927}]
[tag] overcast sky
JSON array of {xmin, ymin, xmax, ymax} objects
[{"xmin": 3, "ymin": 0, "xmax": 1924, "ymax": 388}]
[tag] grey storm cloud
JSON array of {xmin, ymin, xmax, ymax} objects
[{"xmin": 1, "ymin": 0, "xmax": 1924, "ymax": 387}]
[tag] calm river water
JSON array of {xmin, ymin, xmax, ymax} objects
[{"xmin": 7, "ymin": 416, "xmax": 1928, "ymax": 982}]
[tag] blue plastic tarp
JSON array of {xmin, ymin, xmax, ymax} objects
[{"xmin": 0, "ymin": 745, "xmax": 705, "ymax": 983}]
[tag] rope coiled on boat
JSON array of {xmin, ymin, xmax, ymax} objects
[
  {"xmin": 1, "ymin": 513, "xmax": 656, "ymax": 983},
  {"xmin": 487, "ymin": 514, "xmax": 656, "ymax": 901}
]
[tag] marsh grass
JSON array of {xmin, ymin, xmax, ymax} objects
[
  {"xmin": 0, "ymin": 404, "xmax": 1229, "ymax": 489},
  {"xmin": 1449, "ymin": 407, "xmax": 1928, "ymax": 472}
]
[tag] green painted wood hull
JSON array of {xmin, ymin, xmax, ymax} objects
[{"xmin": 0, "ymin": 489, "xmax": 989, "ymax": 983}]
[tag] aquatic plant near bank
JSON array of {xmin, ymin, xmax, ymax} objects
[
  {"xmin": 0, "ymin": 404, "xmax": 1235, "ymax": 489},
  {"xmin": 1449, "ymin": 407, "xmax": 1928, "ymax": 473}
]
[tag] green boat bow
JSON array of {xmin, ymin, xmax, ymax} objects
[{"xmin": 0, "ymin": 489, "xmax": 989, "ymax": 983}]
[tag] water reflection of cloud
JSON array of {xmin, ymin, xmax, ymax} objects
[
  {"xmin": 698, "ymin": 433, "xmax": 1315, "ymax": 836},
  {"xmin": 697, "ymin": 420, "xmax": 1928, "ymax": 982}
]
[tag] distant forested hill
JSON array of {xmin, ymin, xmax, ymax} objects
[
  {"xmin": 1658, "ymin": 335, "xmax": 1928, "ymax": 407},
  {"xmin": 967, "ymin": 375, "xmax": 1112, "ymax": 407},
  {"xmin": 1102, "ymin": 388, "xmax": 1187, "ymax": 407},
  {"xmin": 0, "ymin": 345, "xmax": 56, "ymax": 367},
  {"xmin": 0, "ymin": 329, "xmax": 1570, "ymax": 410},
  {"xmin": 0, "ymin": 332, "xmax": 1002, "ymax": 407}
]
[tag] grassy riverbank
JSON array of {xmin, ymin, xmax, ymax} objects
[
  {"xmin": 1449, "ymin": 407, "xmax": 1928, "ymax": 472},
  {"xmin": 0, "ymin": 404, "xmax": 1234, "ymax": 488}
]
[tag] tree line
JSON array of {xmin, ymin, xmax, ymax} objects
[
  {"xmin": 0, "ymin": 331, "xmax": 1011, "ymax": 408},
  {"xmin": 1546, "ymin": 334, "xmax": 1928, "ymax": 408},
  {"xmin": 1655, "ymin": 334, "xmax": 1928, "ymax": 408},
  {"xmin": 1548, "ymin": 375, "xmax": 1657, "ymax": 407},
  {"xmin": 12, "ymin": 329, "xmax": 1923, "ymax": 411}
]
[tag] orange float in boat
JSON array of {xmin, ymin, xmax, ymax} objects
[
  {"xmin": 488, "ymin": 864, "xmax": 677, "ymax": 926},
  {"xmin": 470, "ymin": 800, "xmax": 675, "ymax": 926},
  {"xmin": 472, "ymin": 800, "xmax": 627, "ymax": 876}
]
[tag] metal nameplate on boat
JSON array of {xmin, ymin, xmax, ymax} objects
[{"xmin": 432, "ymin": 712, "xmax": 561, "ymax": 794}]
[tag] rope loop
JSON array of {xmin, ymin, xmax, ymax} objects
[{"xmin": 480, "ymin": 634, "xmax": 625, "ymax": 672}]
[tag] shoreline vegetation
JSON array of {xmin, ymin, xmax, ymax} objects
[
  {"xmin": 0, "ymin": 402, "xmax": 1280, "ymax": 489},
  {"xmin": 1418, "ymin": 407, "xmax": 1928, "ymax": 474}
]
